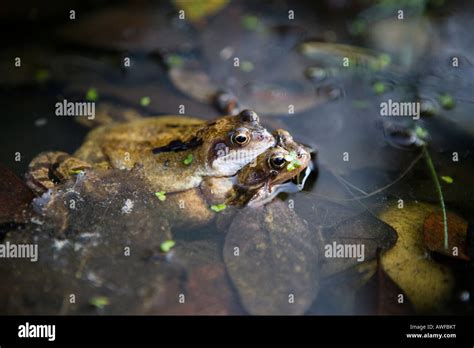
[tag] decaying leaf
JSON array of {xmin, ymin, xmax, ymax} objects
[
  {"xmin": 0, "ymin": 164, "xmax": 34, "ymax": 225},
  {"xmin": 155, "ymin": 264, "xmax": 242, "ymax": 315},
  {"xmin": 355, "ymin": 249, "xmax": 415, "ymax": 315},
  {"xmin": 379, "ymin": 201, "xmax": 455, "ymax": 313},
  {"xmin": 423, "ymin": 211, "xmax": 469, "ymax": 261},
  {"xmin": 320, "ymin": 212, "xmax": 398, "ymax": 278},
  {"xmin": 223, "ymin": 200, "xmax": 321, "ymax": 315}
]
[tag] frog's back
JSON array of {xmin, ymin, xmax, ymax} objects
[{"xmin": 74, "ymin": 116, "xmax": 206, "ymax": 165}]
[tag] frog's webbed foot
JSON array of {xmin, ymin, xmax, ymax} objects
[{"xmin": 26, "ymin": 151, "xmax": 91, "ymax": 195}]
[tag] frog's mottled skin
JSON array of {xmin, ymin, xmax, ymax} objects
[
  {"xmin": 159, "ymin": 129, "xmax": 312, "ymax": 229},
  {"xmin": 25, "ymin": 152, "xmax": 91, "ymax": 194},
  {"xmin": 32, "ymin": 128, "xmax": 312, "ymax": 238},
  {"xmin": 26, "ymin": 110, "xmax": 275, "ymax": 194}
]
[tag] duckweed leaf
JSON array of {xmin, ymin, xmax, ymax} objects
[
  {"xmin": 160, "ymin": 240, "xmax": 176, "ymax": 253},
  {"xmin": 89, "ymin": 296, "xmax": 109, "ymax": 309},
  {"xmin": 240, "ymin": 61, "xmax": 254, "ymax": 72},
  {"xmin": 440, "ymin": 176, "xmax": 453, "ymax": 184},
  {"xmin": 166, "ymin": 54, "xmax": 184, "ymax": 68},
  {"xmin": 373, "ymin": 81, "xmax": 387, "ymax": 95},
  {"xmin": 183, "ymin": 154, "xmax": 193, "ymax": 165},
  {"xmin": 86, "ymin": 87, "xmax": 98, "ymax": 101},
  {"xmin": 154, "ymin": 191, "xmax": 166, "ymax": 201},
  {"xmin": 438, "ymin": 94, "xmax": 455, "ymax": 109},
  {"xmin": 415, "ymin": 126, "xmax": 429, "ymax": 140},
  {"xmin": 140, "ymin": 96, "xmax": 151, "ymax": 106},
  {"xmin": 284, "ymin": 151, "xmax": 301, "ymax": 171},
  {"xmin": 241, "ymin": 15, "xmax": 260, "ymax": 31}
]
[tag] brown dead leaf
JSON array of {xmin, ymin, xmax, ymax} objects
[
  {"xmin": 379, "ymin": 201, "xmax": 455, "ymax": 313},
  {"xmin": 156, "ymin": 263, "xmax": 242, "ymax": 315},
  {"xmin": 0, "ymin": 163, "xmax": 34, "ymax": 224},
  {"xmin": 355, "ymin": 249, "xmax": 415, "ymax": 315}
]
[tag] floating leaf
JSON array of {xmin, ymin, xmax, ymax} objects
[
  {"xmin": 440, "ymin": 175, "xmax": 453, "ymax": 184},
  {"xmin": 160, "ymin": 240, "xmax": 176, "ymax": 253},
  {"xmin": 165, "ymin": 54, "xmax": 184, "ymax": 69},
  {"xmin": 183, "ymin": 154, "xmax": 193, "ymax": 165},
  {"xmin": 241, "ymin": 15, "xmax": 260, "ymax": 31},
  {"xmin": 86, "ymin": 87, "xmax": 98, "ymax": 101},
  {"xmin": 240, "ymin": 61, "xmax": 254, "ymax": 72},
  {"xmin": 372, "ymin": 81, "xmax": 387, "ymax": 95},
  {"xmin": 438, "ymin": 94, "xmax": 455, "ymax": 109},
  {"xmin": 415, "ymin": 126, "xmax": 429, "ymax": 140},
  {"xmin": 154, "ymin": 191, "xmax": 166, "ymax": 201},
  {"xmin": 140, "ymin": 96, "xmax": 151, "ymax": 107},
  {"xmin": 210, "ymin": 203, "xmax": 226, "ymax": 212},
  {"xmin": 423, "ymin": 211, "xmax": 469, "ymax": 260},
  {"xmin": 89, "ymin": 296, "xmax": 109, "ymax": 309}
]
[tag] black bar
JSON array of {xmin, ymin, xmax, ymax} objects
[{"xmin": 0, "ymin": 316, "xmax": 473, "ymax": 345}]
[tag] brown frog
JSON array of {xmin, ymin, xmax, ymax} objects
[
  {"xmin": 26, "ymin": 110, "xmax": 275, "ymax": 195},
  {"xmin": 32, "ymin": 129, "xmax": 312, "ymax": 239}
]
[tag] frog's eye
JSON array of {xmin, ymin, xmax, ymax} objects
[
  {"xmin": 231, "ymin": 129, "xmax": 251, "ymax": 146},
  {"xmin": 268, "ymin": 153, "xmax": 287, "ymax": 169}
]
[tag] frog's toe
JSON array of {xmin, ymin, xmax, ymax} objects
[{"xmin": 25, "ymin": 151, "xmax": 91, "ymax": 195}]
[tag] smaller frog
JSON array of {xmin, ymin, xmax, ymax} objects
[{"xmin": 201, "ymin": 129, "xmax": 312, "ymax": 208}]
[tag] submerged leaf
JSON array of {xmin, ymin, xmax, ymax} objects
[
  {"xmin": 379, "ymin": 202, "xmax": 455, "ymax": 313},
  {"xmin": 355, "ymin": 250, "xmax": 415, "ymax": 315},
  {"xmin": 423, "ymin": 211, "xmax": 469, "ymax": 260}
]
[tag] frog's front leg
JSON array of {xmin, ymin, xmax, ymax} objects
[{"xmin": 26, "ymin": 151, "xmax": 91, "ymax": 195}]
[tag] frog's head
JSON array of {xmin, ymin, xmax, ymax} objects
[
  {"xmin": 231, "ymin": 129, "xmax": 312, "ymax": 207},
  {"xmin": 201, "ymin": 110, "xmax": 275, "ymax": 176}
]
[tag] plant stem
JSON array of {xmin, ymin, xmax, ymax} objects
[{"xmin": 422, "ymin": 146, "xmax": 448, "ymax": 250}]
